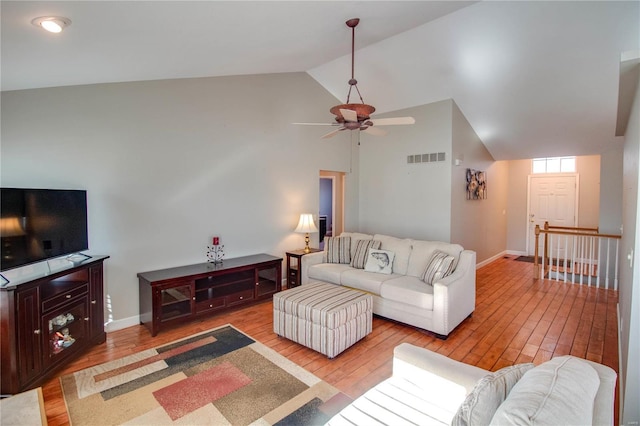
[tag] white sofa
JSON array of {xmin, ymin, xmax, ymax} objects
[
  {"xmin": 327, "ymin": 343, "xmax": 617, "ymax": 426},
  {"xmin": 301, "ymin": 232, "xmax": 476, "ymax": 337}
]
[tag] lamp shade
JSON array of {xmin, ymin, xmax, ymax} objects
[
  {"xmin": 0, "ymin": 217, "xmax": 25, "ymax": 237},
  {"xmin": 294, "ymin": 214, "xmax": 319, "ymax": 234}
]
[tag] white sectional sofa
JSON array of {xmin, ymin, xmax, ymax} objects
[
  {"xmin": 301, "ymin": 232, "xmax": 476, "ymax": 337},
  {"xmin": 327, "ymin": 343, "xmax": 617, "ymax": 426}
]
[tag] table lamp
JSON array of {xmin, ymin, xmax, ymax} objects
[{"xmin": 294, "ymin": 213, "xmax": 319, "ymax": 253}]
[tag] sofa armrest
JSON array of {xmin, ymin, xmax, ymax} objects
[
  {"xmin": 431, "ymin": 250, "xmax": 476, "ymax": 335},
  {"xmin": 393, "ymin": 343, "xmax": 487, "ymax": 393},
  {"xmin": 300, "ymin": 251, "xmax": 324, "ymax": 285},
  {"xmin": 584, "ymin": 359, "xmax": 617, "ymax": 426},
  {"xmin": 392, "ymin": 343, "xmax": 487, "ymax": 418}
]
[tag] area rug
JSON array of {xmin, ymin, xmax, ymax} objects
[{"xmin": 60, "ymin": 324, "xmax": 350, "ymax": 425}]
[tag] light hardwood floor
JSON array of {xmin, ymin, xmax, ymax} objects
[{"xmin": 41, "ymin": 255, "xmax": 619, "ymax": 425}]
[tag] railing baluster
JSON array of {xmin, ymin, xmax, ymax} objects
[
  {"xmin": 564, "ymin": 234, "xmax": 569, "ymax": 283},
  {"xmin": 572, "ymin": 234, "xmax": 577, "ymax": 283},
  {"xmin": 580, "ymin": 235, "xmax": 584, "ymax": 285},
  {"xmin": 604, "ymin": 238, "xmax": 611, "ymax": 290},
  {"xmin": 588, "ymin": 237, "xmax": 594, "ymax": 285}
]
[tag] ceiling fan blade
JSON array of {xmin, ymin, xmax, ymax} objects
[
  {"xmin": 293, "ymin": 122, "xmax": 338, "ymax": 126},
  {"xmin": 369, "ymin": 117, "xmax": 416, "ymax": 126},
  {"xmin": 340, "ymin": 108, "xmax": 358, "ymax": 122},
  {"xmin": 363, "ymin": 126, "xmax": 387, "ymax": 136},
  {"xmin": 321, "ymin": 128, "xmax": 343, "ymax": 139}
]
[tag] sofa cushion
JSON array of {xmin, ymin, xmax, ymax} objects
[
  {"xmin": 490, "ymin": 356, "xmax": 600, "ymax": 425},
  {"xmin": 364, "ymin": 249, "xmax": 395, "ymax": 274},
  {"xmin": 351, "ymin": 239, "xmax": 382, "ymax": 269},
  {"xmin": 422, "ymin": 250, "xmax": 455, "ymax": 284},
  {"xmin": 340, "ymin": 232, "xmax": 373, "ymax": 258},
  {"xmin": 341, "ymin": 269, "xmax": 399, "ymax": 295},
  {"xmin": 452, "ymin": 363, "xmax": 534, "ymax": 426},
  {"xmin": 324, "ymin": 236, "xmax": 351, "ymax": 264},
  {"xmin": 407, "ymin": 240, "xmax": 464, "ymax": 278},
  {"xmin": 373, "ymin": 234, "xmax": 412, "ymax": 275},
  {"xmin": 308, "ymin": 263, "xmax": 353, "ymax": 284},
  {"xmin": 380, "ymin": 276, "xmax": 434, "ymax": 310}
]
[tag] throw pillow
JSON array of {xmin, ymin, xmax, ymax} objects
[
  {"xmin": 350, "ymin": 239, "xmax": 382, "ymax": 269},
  {"xmin": 451, "ymin": 363, "xmax": 534, "ymax": 426},
  {"xmin": 489, "ymin": 356, "xmax": 600, "ymax": 426},
  {"xmin": 421, "ymin": 250, "xmax": 455, "ymax": 284},
  {"xmin": 323, "ymin": 236, "xmax": 351, "ymax": 264},
  {"xmin": 364, "ymin": 249, "xmax": 395, "ymax": 274}
]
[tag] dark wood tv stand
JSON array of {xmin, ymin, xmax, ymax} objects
[
  {"xmin": 138, "ymin": 254, "xmax": 282, "ymax": 336},
  {"xmin": 0, "ymin": 255, "xmax": 109, "ymax": 395}
]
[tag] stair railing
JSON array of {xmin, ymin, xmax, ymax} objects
[{"xmin": 533, "ymin": 221, "xmax": 621, "ymax": 290}]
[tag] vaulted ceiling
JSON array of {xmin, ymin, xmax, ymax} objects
[{"xmin": 2, "ymin": 1, "xmax": 638, "ymax": 160}]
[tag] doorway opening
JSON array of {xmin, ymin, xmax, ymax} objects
[{"xmin": 319, "ymin": 171, "xmax": 345, "ymax": 249}]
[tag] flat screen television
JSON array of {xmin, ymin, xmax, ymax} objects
[{"xmin": 1, "ymin": 188, "xmax": 89, "ymax": 272}]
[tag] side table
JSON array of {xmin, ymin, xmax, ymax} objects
[{"xmin": 286, "ymin": 248, "xmax": 322, "ymax": 288}]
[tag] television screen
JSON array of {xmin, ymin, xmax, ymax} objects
[{"xmin": 1, "ymin": 188, "xmax": 88, "ymax": 272}]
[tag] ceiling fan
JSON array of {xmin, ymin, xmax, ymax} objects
[{"xmin": 295, "ymin": 18, "xmax": 415, "ymax": 139}]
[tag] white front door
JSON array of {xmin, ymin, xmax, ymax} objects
[{"xmin": 527, "ymin": 174, "xmax": 579, "ymax": 256}]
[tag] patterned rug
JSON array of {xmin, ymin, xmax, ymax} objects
[{"xmin": 60, "ymin": 324, "xmax": 350, "ymax": 425}]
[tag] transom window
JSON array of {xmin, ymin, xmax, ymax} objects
[{"xmin": 532, "ymin": 156, "xmax": 576, "ymax": 173}]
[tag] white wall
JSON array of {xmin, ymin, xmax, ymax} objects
[
  {"xmin": 600, "ymin": 146, "xmax": 624, "ymax": 234},
  {"xmin": 576, "ymin": 155, "xmax": 601, "ymax": 228},
  {"xmin": 450, "ymin": 102, "xmax": 508, "ymax": 263},
  {"xmin": 620, "ymin": 70, "xmax": 640, "ymax": 425},
  {"xmin": 358, "ymin": 100, "xmax": 453, "ymax": 241},
  {"xmin": 1, "ymin": 72, "xmax": 351, "ymax": 329},
  {"xmin": 506, "ymin": 159, "xmax": 531, "ymax": 254}
]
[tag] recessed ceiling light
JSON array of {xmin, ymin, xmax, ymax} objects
[{"xmin": 31, "ymin": 16, "xmax": 71, "ymax": 33}]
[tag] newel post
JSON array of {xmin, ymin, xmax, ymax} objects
[{"xmin": 534, "ymin": 225, "xmax": 541, "ymax": 279}]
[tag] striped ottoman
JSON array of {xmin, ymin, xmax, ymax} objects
[{"xmin": 273, "ymin": 281, "xmax": 373, "ymax": 358}]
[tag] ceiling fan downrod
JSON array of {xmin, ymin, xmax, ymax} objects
[{"xmin": 345, "ymin": 18, "xmax": 365, "ymax": 105}]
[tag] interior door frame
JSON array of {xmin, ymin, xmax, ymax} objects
[
  {"xmin": 319, "ymin": 170, "xmax": 345, "ymax": 239},
  {"xmin": 525, "ymin": 173, "xmax": 580, "ymax": 256}
]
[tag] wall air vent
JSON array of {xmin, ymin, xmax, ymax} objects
[{"xmin": 407, "ymin": 152, "xmax": 446, "ymax": 164}]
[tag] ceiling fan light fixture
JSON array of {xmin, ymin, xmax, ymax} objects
[
  {"xmin": 329, "ymin": 103, "xmax": 375, "ymax": 122},
  {"xmin": 31, "ymin": 16, "xmax": 71, "ymax": 33}
]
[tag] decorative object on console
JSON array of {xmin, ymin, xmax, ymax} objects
[
  {"xmin": 466, "ymin": 168, "xmax": 487, "ymax": 200},
  {"xmin": 206, "ymin": 236, "xmax": 224, "ymax": 263},
  {"xmin": 293, "ymin": 18, "xmax": 415, "ymax": 139},
  {"xmin": 294, "ymin": 213, "xmax": 318, "ymax": 253}
]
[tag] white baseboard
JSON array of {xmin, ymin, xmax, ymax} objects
[
  {"xmin": 506, "ymin": 250, "xmax": 528, "ymax": 256},
  {"xmin": 105, "ymin": 315, "xmax": 140, "ymax": 333},
  {"xmin": 476, "ymin": 250, "xmax": 508, "ymax": 269}
]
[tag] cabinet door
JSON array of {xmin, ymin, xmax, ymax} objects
[
  {"xmin": 158, "ymin": 282, "xmax": 195, "ymax": 323},
  {"xmin": 255, "ymin": 263, "xmax": 281, "ymax": 299},
  {"xmin": 89, "ymin": 265, "xmax": 105, "ymax": 340},
  {"xmin": 43, "ymin": 297, "xmax": 89, "ymax": 367},
  {"xmin": 16, "ymin": 287, "xmax": 42, "ymax": 387}
]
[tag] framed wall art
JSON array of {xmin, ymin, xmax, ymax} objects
[{"xmin": 466, "ymin": 168, "xmax": 487, "ymax": 200}]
